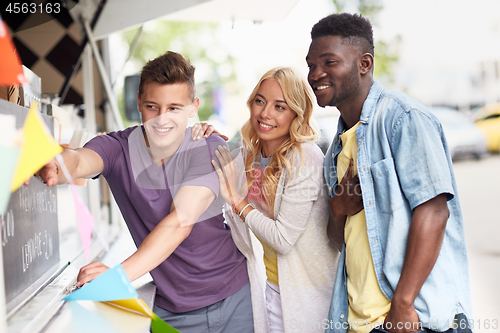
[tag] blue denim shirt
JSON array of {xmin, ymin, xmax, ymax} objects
[{"xmin": 324, "ymin": 82, "xmax": 472, "ymax": 333}]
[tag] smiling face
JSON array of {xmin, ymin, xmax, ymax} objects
[
  {"xmin": 250, "ymin": 78, "xmax": 297, "ymax": 157},
  {"xmin": 138, "ymin": 82, "xmax": 198, "ymax": 161},
  {"xmin": 306, "ymin": 35, "xmax": 361, "ymax": 109}
]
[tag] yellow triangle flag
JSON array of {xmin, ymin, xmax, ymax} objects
[
  {"xmin": 104, "ymin": 298, "xmax": 155, "ymax": 318},
  {"xmin": 103, "ymin": 298, "xmax": 180, "ymax": 332},
  {"xmin": 11, "ymin": 102, "xmax": 63, "ymax": 191}
]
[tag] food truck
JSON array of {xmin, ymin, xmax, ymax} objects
[{"xmin": 0, "ymin": 1, "xmax": 298, "ymax": 331}]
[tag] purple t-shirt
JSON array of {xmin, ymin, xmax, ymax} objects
[{"xmin": 84, "ymin": 126, "xmax": 248, "ymax": 313}]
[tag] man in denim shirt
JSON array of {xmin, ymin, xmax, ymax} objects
[{"xmin": 306, "ymin": 13, "xmax": 472, "ymax": 333}]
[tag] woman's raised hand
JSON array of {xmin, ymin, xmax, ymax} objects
[{"xmin": 211, "ymin": 146, "xmax": 243, "ymax": 207}]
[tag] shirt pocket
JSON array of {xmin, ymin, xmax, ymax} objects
[{"xmin": 370, "ymin": 158, "xmax": 405, "ymax": 214}]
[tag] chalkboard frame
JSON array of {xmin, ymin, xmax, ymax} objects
[{"xmin": 0, "ymin": 100, "xmax": 60, "ymax": 314}]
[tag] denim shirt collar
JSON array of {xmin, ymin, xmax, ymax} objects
[
  {"xmin": 325, "ymin": 81, "xmax": 384, "ymax": 195},
  {"xmin": 359, "ymin": 81, "xmax": 385, "ymax": 125},
  {"xmin": 336, "ymin": 81, "xmax": 384, "ymax": 132}
]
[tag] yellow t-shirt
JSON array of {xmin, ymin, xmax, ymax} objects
[
  {"xmin": 337, "ymin": 122, "xmax": 391, "ymax": 333},
  {"xmin": 247, "ymin": 165, "xmax": 279, "ymax": 286},
  {"xmin": 258, "ymin": 237, "xmax": 279, "ymax": 286}
]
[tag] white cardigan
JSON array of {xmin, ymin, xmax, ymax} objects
[{"xmin": 225, "ymin": 142, "xmax": 339, "ymax": 333}]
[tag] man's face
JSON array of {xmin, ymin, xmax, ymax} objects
[
  {"xmin": 306, "ymin": 35, "xmax": 361, "ymax": 108},
  {"xmin": 137, "ymin": 82, "xmax": 198, "ymax": 159}
]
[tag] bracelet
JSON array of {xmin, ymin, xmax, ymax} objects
[
  {"xmin": 238, "ymin": 203, "xmax": 254, "ymax": 218},
  {"xmin": 232, "ymin": 197, "xmax": 245, "ymax": 213}
]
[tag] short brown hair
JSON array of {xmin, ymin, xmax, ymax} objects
[{"xmin": 138, "ymin": 51, "xmax": 196, "ymax": 100}]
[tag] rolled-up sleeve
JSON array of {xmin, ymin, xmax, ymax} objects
[{"xmin": 390, "ymin": 108, "xmax": 455, "ymax": 210}]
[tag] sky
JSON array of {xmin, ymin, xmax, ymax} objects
[
  {"xmin": 378, "ymin": 0, "xmax": 500, "ymax": 65},
  {"xmin": 376, "ymin": 0, "xmax": 500, "ymax": 107},
  {"xmin": 110, "ymin": 0, "xmax": 500, "ymax": 134},
  {"xmin": 209, "ymin": 0, "xmax": 500, "ymax": 132},
  {"xmin": 218, "ymin": 0, "xmax": 500, "ymax": 108}
]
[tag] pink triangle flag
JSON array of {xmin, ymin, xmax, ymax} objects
[{"xmin": 71, "ymin": 185, "xmax": 94, "ymax": 259}]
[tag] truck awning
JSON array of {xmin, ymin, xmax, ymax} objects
[{"xmin": 76, "ymin": 0, "xmax": 299, "ymax": 40}]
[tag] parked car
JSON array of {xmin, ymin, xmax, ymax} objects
[
  {"xmin": 430, "ymin": 107, "xmax": 488, "ymax": 160},
  {"xmin": 316, "ymin": 115, "xmax": 340, "ymax": 154},
  {"xmin": 472, "ymin": 103, "xmax": 500, "ymax": 153}
]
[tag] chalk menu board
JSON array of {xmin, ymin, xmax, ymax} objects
[{"xmin": 0, "ymin": 100, "xmax": 60, "ymax": 305}]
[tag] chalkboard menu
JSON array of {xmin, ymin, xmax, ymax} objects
[{"xmin": 0, "ymin": 100, "xmax": 60, "ymax": 305}]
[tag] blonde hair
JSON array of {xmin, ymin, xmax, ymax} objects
[{"xmin": 241, "ymin": 67, "xmax": 319, "ymax": 216}]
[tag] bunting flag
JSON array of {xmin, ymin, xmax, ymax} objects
[
  {"xmin": 64, "ymin": 264, "xmax": 179, "ymax": 332},
  {"xmin": 0, "ymin": 16, "xmax": 28, "ymax": 86},
  {"xmin": 150, "ymin": 313, "xmax": 180, "ymax": 333},
  {"xmin": 0, "ymin": 146, "xmax": 20, "ymax": 214},
  {"xmin": 103, "ymin": 299, "xmax": 180, "ymax": 332},
  {"xmin": 52, "ymin": 154, "xmax": 94, "ymax": 260},
  {"xmin": 63, "ymin": 265, "xmax": 137, "ymax": 302},
  {"xmin": 104, "ymin": 298, "xmax": 155, "ymax": 318},
  {"xmin": 10, "ymin": 101, "xmax": 63, "ymax": 191},
  {"xmin": 71, "ymin": 185, "xmax": 94, "ymax": 259}
]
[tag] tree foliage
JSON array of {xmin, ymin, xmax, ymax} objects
[
  {"xmin": 331, "ymin": 0, "xmax": 399, "ymax": 82},
  {"xmin": 120, "ymin": 21, "xmax": 237, "ymax": 121}
]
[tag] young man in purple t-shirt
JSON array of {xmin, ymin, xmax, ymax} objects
[{"xmin": 34, "ymin": 51, "xmax": 252, "ymax": 332}]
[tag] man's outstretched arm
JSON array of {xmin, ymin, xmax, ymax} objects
[
  {"xmin": 384, "ymin": 193, "xmax": 449, "ymax": 333},
  {"xmin": 76, "ymin": 185, "xmax": 215, "ymax": 285},
  {"xmin": 35, "ymin": 148, "xmax": 104, "ymax": 186}
]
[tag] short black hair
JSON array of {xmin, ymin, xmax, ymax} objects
[{"xmin": 311, "ymin": 13, "xmax": 374, "ymax": 56}]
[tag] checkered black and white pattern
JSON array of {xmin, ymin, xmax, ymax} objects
[{"xmin": 3, "ymin": 0, "xmax": 94, "ymax": 106}]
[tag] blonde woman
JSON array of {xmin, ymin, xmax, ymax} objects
[{"xmin": 212, "ymin": 67, "xmax": 339, "ymax": 333}]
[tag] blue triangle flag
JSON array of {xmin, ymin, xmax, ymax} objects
[{"xmin": 63, "ymin": 264, "xmax": 138, "ymax": 302}]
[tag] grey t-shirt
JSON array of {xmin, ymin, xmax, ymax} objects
[{"xmin": 84, "ymin": 126, "xmax": 248, "ymax": 312}]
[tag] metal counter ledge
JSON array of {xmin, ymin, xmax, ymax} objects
[{"xmin": 7, "ymin": 229, "xmax": 156, "ymax": 333}]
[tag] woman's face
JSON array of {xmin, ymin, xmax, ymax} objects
[{"xmin": 250, "ymin": 78, "xmax": 297, "ymax": 157}]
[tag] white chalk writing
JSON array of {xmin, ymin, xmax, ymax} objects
[
  {"xmin": 21, "ymin": 230, "xmax": 53, "ymax": 272},
  {"xmin": 18, "ymin": 186, "xmax": 56, "ymax": 213},
  {"xmin": 1, "ymin": 209, "xmax": 14, "ymax": 247}
]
